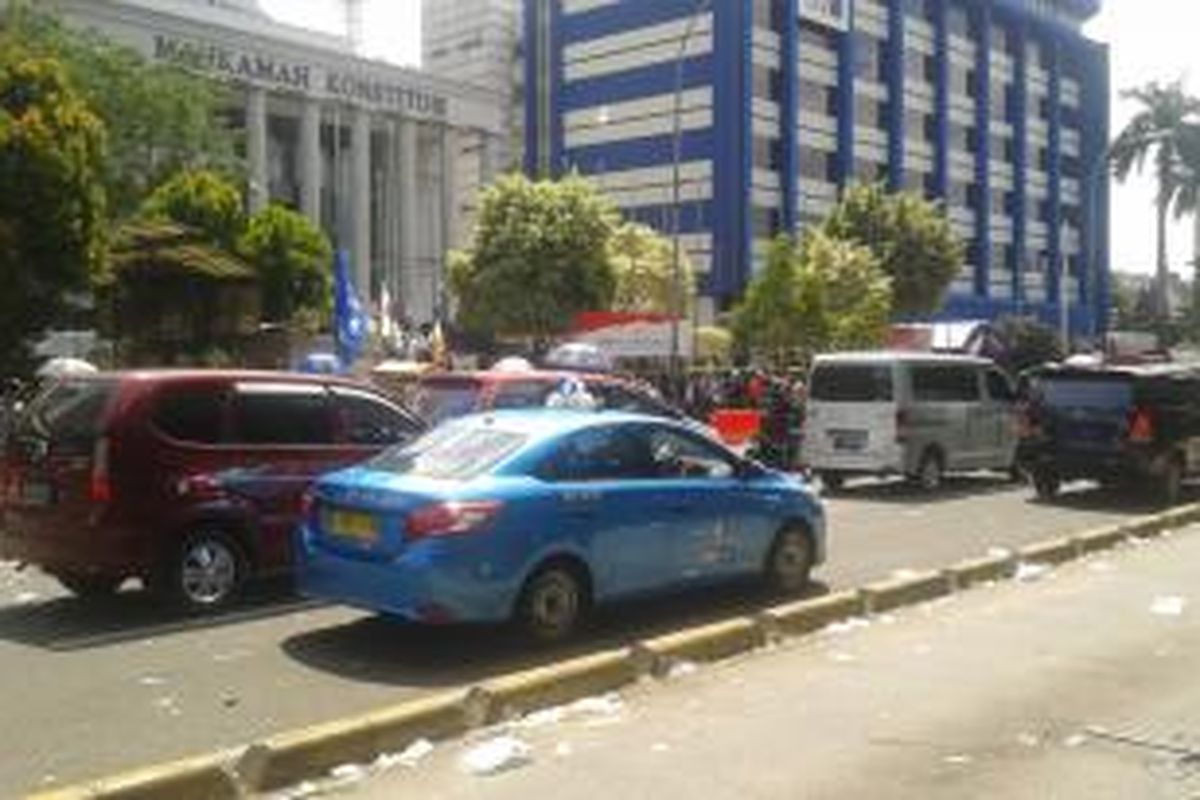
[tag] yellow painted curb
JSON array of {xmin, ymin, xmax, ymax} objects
[
  {"xmin": 639, "ymin": 616, "xmax": 766, "ymax": 665},
  {"xmin": 480, "ymin": 647, "xmax": 640, "ymax": 723},
  {"xmin": 759, "ymin": 591, "xmax": 866, "ymax": 637},
  {"xmin": 861, "ymin": 571, "xmax": 952, "ymax": 613},
  {"xmin": 1074, "ymin": 525, "xmax": 1129, "ymax": 554},
  {"xmin": 944, "ymin": 552, "xmax": 1017, "ymax": 590},
  {"xmin": 251, "ymin": 690, "xmax": 474, "ymax": 792},
  {"xmin": 27, "ymin": 753, "xmax": 238, "ymax": 800},
  {"xmin": 1017, "ymin": 537, "xmax": 1080, "ymax": 566}
]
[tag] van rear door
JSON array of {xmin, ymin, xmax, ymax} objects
[
  {"xmin": 804, "ymin": 362, "xmax": 898, "ymax": 471},
  {"xmin": 1036, "ymin": 374, "xmax": 1135, "ymax": 454}
]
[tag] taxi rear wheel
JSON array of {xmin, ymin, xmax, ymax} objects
[{"xmin": 515, "ymin": 562, "xmax": 589, "ymax": 644}]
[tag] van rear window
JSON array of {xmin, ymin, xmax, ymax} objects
[
  {"xmin": 810, "ymin": 365, "xmax": 893, "ymax": 402},
  {"xmin": 1038, "ymin": 377, "xmax": 1133, "ymax": 409}
]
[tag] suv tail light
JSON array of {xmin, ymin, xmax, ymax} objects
[
  {"xmin": 1127, "ymin": 407, "xmax": 1155, "ymax": 444},
  {"xmin": 406, "ymin": 501, "xmax": 503, "ymax": 540},
  {"xmin": 89, "ymin": 437, "xmax": 112, "ymax": 504}
]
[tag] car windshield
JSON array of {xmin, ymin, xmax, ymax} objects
[
  {"xmin": 1038, "ymin": 377, "xmax": 1134, "ymax": 410},
  {"xmin": 369, "ymin": 423, "xmax": 529, "ymax": 480},
  {"xmin": 413, "ymin": 379, "xmax": 483, "ymax": 424},
  {"xmin": 809, "ymin": 364, "xmax": 894, "ymax": 402}
]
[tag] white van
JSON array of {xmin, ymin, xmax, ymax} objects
[{"xmin": 802, "ymin": 352, "xmax": 1019, "ymax": 491}]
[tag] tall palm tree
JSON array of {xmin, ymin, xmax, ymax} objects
[{"xmin": 1110, "ymin": 81, "xmax": 1200, "ymax": 322}]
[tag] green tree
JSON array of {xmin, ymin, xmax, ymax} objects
[
  {"xmin": 0, "ymin": 45, "xmax": 107, "ymax": 376},
  {"xmin": 237, "ymin": 204, "xmax": 334, "ymax": 325},
  {"xmin": 449, "ymin": 174, "xmax": 618, "ymax": 348},
  {"xmin": 1111, "ymin": 81, "xmax": 1200, "ymax": 323},
  {"xmin": 5, "ymin": 3, "xmax": 239, "ymax": 217},
  {"xmin": 821, "ymin": 183, "xmax": 963, "ymax": 316},
  {"xmin": 142, "ymin": 169, "xmax": 245, "ymax": 248},
  {"xmin": 608, "ymin": 221, "xmax": 694, "ymax": 315},
  {"xmin": 799, "ymin": 231, "xmax": 893, "ymax": 351},
  {"xmin": 733, "ymin": 234, "xmax": 891, "ymax": 368},
  {"xmin": 992, "ymin": 316, "xmax": 1064, "ymax": 377}
]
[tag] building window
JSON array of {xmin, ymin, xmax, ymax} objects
[
  {"xmin": 798, "ymin": 146, "xmax": 831, "ymax": 181},
  {"xmin": 905, "ymin": 49, "xmax": 926, "ymax": 84},
  {"xmin": 753, "ymin": 65, "xmax": 783, "ymax": 102},
  {"xmin": 753, "ymin": 206, "xmax": 781, "ymax": 238},
  {"xmin": 947, "ymin": 5, "xmax": 970, "ymax": 37},
  {"xmin": 754, "ymin": 136, "xmax": 783, "ymax": 171},
  {"xmin": 855, "ymin": 33, "xmax": 881, "ymax": 80}
]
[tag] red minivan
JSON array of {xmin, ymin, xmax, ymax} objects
[{"xmin": 0, "ymin": 371, "xmax": 422, "ymax": 610}]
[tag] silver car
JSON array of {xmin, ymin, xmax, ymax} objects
[{"xmin": 802, "ymin": 352, "xmax": 1019, "ymax": 491}]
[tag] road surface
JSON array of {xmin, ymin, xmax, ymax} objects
[
  {"xmin": 0, "ymin": 477, "xmax": 1180, "ymax": 795},
  {"xmin": 346, "ymin": 521, "xmax": 1200, "ymax": 800}
]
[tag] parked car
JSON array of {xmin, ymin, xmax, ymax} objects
[
  {"xmin": 1017, "ymin": 363, "xmax": 1200, "ymax": 505},
  {"xmin": 412, "ymin": 369, "xmax": 688, "ymax": 426},
  {"xmin": 296, "ymin": 411, "xmax": 825, "ymax": 642},
  {"xmin": 802, "ymin": 352, "xmax": 1019, "ymax": 491},
  {"xmin": 0, "ymin": 371, "xmax": 423, "ymax": 610}
]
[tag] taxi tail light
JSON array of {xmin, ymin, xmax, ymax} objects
[
  {"xmin": 89, "ymin": 436, "xmax": 112, "ymax": 504},
  {"xmin": 1127, "ymin": 407, "xmax": 1155, "ymax": 444},
  {"xmin": 406, "ymin": 501, "xmax": 503, "ymax": 540}
]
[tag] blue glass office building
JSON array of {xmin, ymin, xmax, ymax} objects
[{"xmin": 523, "ymin": 0, "xmax": 1109, "ymax": 335}]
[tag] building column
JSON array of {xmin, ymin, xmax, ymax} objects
[
  {"xmin": 1012, "ymin": 22, "xmax": 1029, "ymax": 310},
  {"xmin": 300, "ymin": 100, "xmax": 323, "ymax": 226},
  {"xmin": 972, "ymin": 4, "xmax": 992, "ymax": 300},
  {"xmin": 439, "ymin": 125, "xmax": 460, "ymax": 320},
  {"xmin": 887, "ymin": 0, "xmax": 906, "ymax": 192},
  {"xmin": 1047, "ymin": 42, "xmax": 1064, "ymax": 317},
  {"xmin": 398, "ymin": 120, "xmax": 420, "ymax": 321},
  {"xmin": 352, "ymin": 106, "xmax": 372, "ymax": 301},
  {"xmin": 780, "ymin": 0, "xmax": 799, "ymax": 234},
  {"xmin": 246, "ymin": 86, "xmax": 269, "ymax": 213},
  {"xmin": 932, "ymin": 0, "xmax": 950, "ymax": 198}
]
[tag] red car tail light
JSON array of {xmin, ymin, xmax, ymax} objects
[
  {"xmin": 406, "ymin": 501, "xmax": 503, "ymax": 540},
  {"xmin": 89, "ymin": 437, "xmax": 113, "ymax": 504},
  {"xmin": 1127, "ymin": 407, "xmax": 1155, "ymax": 444}
]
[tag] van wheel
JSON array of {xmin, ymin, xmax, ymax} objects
[
  {"xmin": 154, "ymin": 530, "xmax": 246, "ymax": 613},
  {"xmin": 515, "ymin": 562, "xmax": 588, "ymax": 644},
  {"xmin": 820, "ymin": 472, "xmax": 844, "ymax": 493},
  {"xmin": 765, "ymin": 525, "xmax": 814, "ymax": 594},
  {"xmin": 1033, "ymin": 470, "xmax": 1061, "ymax": 501},
  {"xmin": 913, "ymin": 450, "xmax": 944, "ymax": 492},
  {"xmin": 56, "ymin": 573, "xmax": 123, "ymax": 599}
]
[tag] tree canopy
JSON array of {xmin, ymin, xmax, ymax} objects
[
  {"xmin": 0, "ymin": 44, "xmax": 107, "ymax": 376},
  {"xmin": 821, "ymin": 183, "xmax": 963, "ymax": 317},
  {"xmin": 237, "ymin": 204, "xmax": 334, "ymax": 325},
  {"xmin": 142, "ymin": 169, "xmax": 245, "ymax": 248},
  {"xmin": 5, "ymin": 2, "xmax": 239, "ymax": 218},
  {"xmin": 449, "ymin": 174, "xmax": 619, "ymax": 347},
  {"xmin": 733, "ymin": 233, "xmax": 892, "ymax": 367},
  {"xmin": 608, "ymin": 221, "xmax": 695, "ymax": 316}
]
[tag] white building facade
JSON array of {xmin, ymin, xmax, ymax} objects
[{"xmin": 36, "ymin": 0, "xmax": 507, "ymax": 324}]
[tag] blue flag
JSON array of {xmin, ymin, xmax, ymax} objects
[{"xmin": 333, "ymin": 250, "xmax": 368, "ymax": 368}]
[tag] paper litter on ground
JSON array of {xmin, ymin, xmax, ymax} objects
[{"xmin": 459, "ymin": 735, "xmax": 533, "ymax": 776}]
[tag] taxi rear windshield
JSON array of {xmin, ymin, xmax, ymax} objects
[
  {"xmin": 371, "ymin": 425, "xmax": 528, "ymax": 480},
  {"xmin": 810, "ymin": 364, "xmax": 894, "ymax": 402}
]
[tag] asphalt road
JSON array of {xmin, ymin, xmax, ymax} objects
[
  {"xmin": 348, "ymin": 522, "xmax": 1200, "ymax": 800},
  {"xmin": 0, "ymin": 477, "xmax": 1183, "ymax": 796}
]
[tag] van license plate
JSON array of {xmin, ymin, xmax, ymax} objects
[
  {"xmin": 830, "ymin": 430, "xmax": 867, "ymax": 451},
  {"xmin": 325, "ymin": 510, "xmax": 378, "ymax": 541}
]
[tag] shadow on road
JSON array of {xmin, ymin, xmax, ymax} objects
[
  {"xmin": 1029, "ymin": 483, "xmax": 1200, "ymax": 515},
  {"xmin": 825, "ymin": 474, "xmax": 1022, "ymax": 504},
  {"xmin": 280, "ymin": 581, "xmax": 832, "ymax": 689},
  {"xmin": 0, "ymin": 579, "xmax": 320, "ymax": 652}
]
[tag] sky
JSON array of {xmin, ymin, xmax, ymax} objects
[{"xmin": 260, "ymin": 0, "xmax": 1200, "ymax": 277}]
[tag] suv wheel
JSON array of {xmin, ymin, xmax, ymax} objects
[
  {"xmin": 156, "ymin": 530, "xmax": 246, "ymax": 612},
  {"xmin": 516, "ymin": 563, "xmax": 587, "ymax": 644},
  {"xmin": 1033, "ymin": 470, "xmax": 1061, "ymax": 501},
  {"xmin": 765, "ymin": 526, "xmax": 814, "ymax": 594},
  {"xmin": 56, "ymin": 573, "xmax": 123, "ymax": 599}
]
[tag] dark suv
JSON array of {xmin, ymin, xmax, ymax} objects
[
  {"xmin": 1018, "ymin": 364, "xmax": 1200, "ymax": 505},
  {"xmin": 0, "ymin": 371, "xmax": 422, "ymax": 609}
]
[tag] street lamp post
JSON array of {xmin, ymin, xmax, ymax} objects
[{"xmin": 669, "ymin": 0, "xmax": 712, "ymax": 402}]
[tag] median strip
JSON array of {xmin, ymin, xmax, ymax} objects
[{"xmin": 30, "ymin": 502, "xmax": 1200, "ymax": 800}]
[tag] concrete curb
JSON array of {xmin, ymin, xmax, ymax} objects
[{"xmin": 30, "ymin": 501, "xmax": 1200, "ymax": 800}]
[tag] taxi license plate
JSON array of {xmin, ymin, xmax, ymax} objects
[{"xmin": 325, "ymin": 509, "xmax": 378, "ymax": 541}]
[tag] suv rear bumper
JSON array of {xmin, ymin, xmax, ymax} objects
[
  {"xmin": 0, "ymin": 507, "xmax": 148, "ymax": 578},
  {"xmin": 1018, "ymin": 443, "xmax": 1163, "ymax": 482}
]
